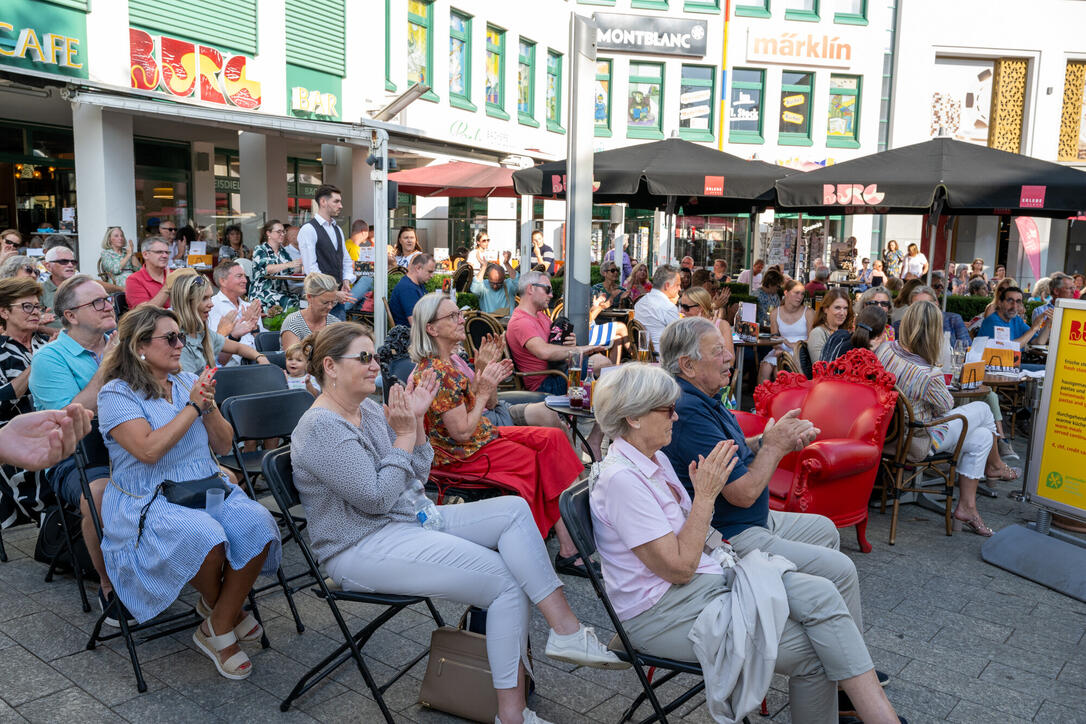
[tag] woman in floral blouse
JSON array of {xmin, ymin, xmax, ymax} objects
[
  {"xmin": 249, "ymin": 219, "xmax": 302, "ymax": 311},
  {"xmin": 409, "ymin": 291, "xmax": 591, "ymax": 575},
  {"xmin": 883, "ymin": 240, "xmax": 905, "ymax": 279},
  {"xmin": 100, "ymin": 226, "xmax": 140, "ymax": 286}
]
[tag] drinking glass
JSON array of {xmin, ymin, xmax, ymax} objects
[
  {"xmin": 567, "ymin": 350, "xmax": 582, "ymax": 388},
  {"xmin": 568, "ymin": 385, "xmax": 584, "ymax": 409},
  {"xmin": 206, "ymin": 488, "xmax": 225, "ymax": 519},
  {"xmin": 638, "ymin": 330, "xmax": 651, "ymax": 362}
]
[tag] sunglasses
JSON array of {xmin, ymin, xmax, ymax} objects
[
  {"xmin": 531, "ymin": 283, "xmax": 553, "ymax": 294},
  {"xmin": 337, "ymin": 351, "xmax": 376, "ymax": 365},
  {"xmin": 52, "ymin": 258, "xmax": 76, "ymax": 266},
  {"xmin": 650, "ymin": 404, "xmax": 676, "ymax": 417},
  {"xmin": 11, "ymin": 302, "xmax": 42, "ymax": 314},
  {"xmin": 603, "ymin": 267, "xmax": 619, "ymax": 273},
  {"xmin": 20, "ymin": 265, "xmax": 35, "ymax": 275},
  {"xmin": 69, "ymin": 296, "xmax": 114, "ymax": 313},
  {"xmin": 149, "ymin": 331, "xmax": 186, "ymax": 347},
  {"xmin": 864, "ymin": 300, "xmax": 892, "ymax": 309},
  {"xmin": 679, "ymin": 302, "xmax": 699, "ymax": 312}
]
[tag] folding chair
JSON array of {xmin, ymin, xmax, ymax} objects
[
  {"xmin": 212, "ymin": 365, "xmax": 288, "ymax": 488},
  {"xmin": 74, "ymin": 441, "xmax": 270, "ymax": 693},
  {"xmin": 220, "ymin": 389, "xmax": 316, "ymax": 632},
  {"xmin": 560, "ymin": 481, "xmax": 725, "ymax": 724},
  {"xmin": 262, "ymin": 446, "xmax": 445, "ymax": 718},
  {"xmin": 254, "ymin": 331, "xmax": 282, "ymax": 352}
]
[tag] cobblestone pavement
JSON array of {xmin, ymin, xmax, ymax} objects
[{"xmin": 0, "ymin": 437, "xmax": 1084, "ymax": 723}]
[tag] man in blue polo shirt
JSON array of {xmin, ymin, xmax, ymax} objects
[
  {"xmin": 29, "ymin": 274, "xmax": 121, "ymax": 621},
  {"xmin": 388, "ymin": 253, "xmax": 435, "ymax": 327},
  {"xmin": 659, "ymin": 317, "xmax": 879, "ymax": 685},
  {"xmin": 978, "ymin": 285, "xmax": 1050, "ymax": 346}
]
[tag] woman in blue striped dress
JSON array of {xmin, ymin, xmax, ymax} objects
[{"xmin": 96, "ymin": 305, "xmax": 281, "ymax": 680}]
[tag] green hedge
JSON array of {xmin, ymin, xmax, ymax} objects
[
  {"xmin": 725, "ymin": 282, "xmax": 750, "ymax": 296},
  {"xmin": 944, "ymin": 295, "xmax": 990, "ymax": 320}
]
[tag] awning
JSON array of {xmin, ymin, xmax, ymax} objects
[{"xmin": 389, "ymin": 160, "xmax": 517, "ymax": 197}]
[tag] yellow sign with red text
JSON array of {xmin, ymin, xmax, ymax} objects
[{"xmin": 1036, "ymin": 306, "xmax": 1086, "ymax": 513}]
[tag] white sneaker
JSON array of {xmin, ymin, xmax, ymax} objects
[
  {"xmin": 495, "ymin": 708, "xmax": 554, "ymax": 724},
  {"xmin": 997, "ymin": 438, "xmax": 1019, "ymax": 460},
  {"xmin": 544, "ymin": 624, "xmax": 631, "ymax": 670}
]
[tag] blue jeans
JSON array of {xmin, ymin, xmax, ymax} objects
[
  {"xmin": 330, "ymin": 303, "xmax": 346, "ymax": 321},
  {"xmin": 349, "ymin": 276, "xmax": 373, "ymax": 311}
]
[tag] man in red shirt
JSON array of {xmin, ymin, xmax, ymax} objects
[
  {"xmin": 125, "ymin": 237, "xmax": 172, "ymax": 308},
  {"xmin": 506, "ymin": 270, "xmax": 607, "ymax": 393}
]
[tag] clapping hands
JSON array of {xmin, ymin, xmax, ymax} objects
[
  {"xmin": 404, "ymin": 369, "xmax": 439, "ymax": 418},
  {"xmin": 688, "ymin": 440, "xmax": 739, "ymax": 502},
  {"xmin": 477, "ymin": 358, "xmax": 513, "ymax": 398},
  {"xmin": 475, "ymin": 332, "xmax": 506, "ymax": 369},
  {"xmin": 0, "ymin": 403, "xmax": 93, "ymax": 471},
  {"xmin": 384, "ymin": 384, "xmax": 417, "ymax": 438}
]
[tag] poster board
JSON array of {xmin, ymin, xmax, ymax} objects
[{"xmin": 1027, "ymin": 299, "xmax": 1086, "ymax": 522}]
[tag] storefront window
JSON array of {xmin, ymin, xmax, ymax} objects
[
  {"xmin": 678, "ymin": 65, "xmax": 714, "ymax": 142},
  {"xmin": 407, "ymin": 0, "xmax": 433, "ymax": 89},
  {"xmin": 627, "ymin": 62, "xmax": 664, "ymax": 139},
  {"xmin": 595, "ymin": 59, "xmax": 612, "ymax": 137},
  {"xmin": 449, "ymin": 10, "xmax": 473, "ymax": 109},
  {"xmin": 779, "ymin": 70, "xmax": 814, "ymax": 146},
  {"xmin": 734, "ymin": 0, "xmax": 770, "ymax": 17},
  {"xmin": 486, "ymin": 25, "xmax": 507, "ymax": 118},
  {"xmin": 546, "ymin": 51, "xmax": 563, "ymax": 132},
  {"xmin": 785, "ymin": 0, "xmax": 820, "ymax": 21},
  {"xmin": 518, "ymin": 39, "xmax": 536, "ymax": 125},
  {"xmin": 834, "ymin": 0, "xmax": 867, "ymax": 24},
  {"xmin": 729, "ymin": 68, "xmax": 765, "ymax": 143},
  {"xmin": 827, "ymin": 74, "xmax": 861, "ymax": 147}
]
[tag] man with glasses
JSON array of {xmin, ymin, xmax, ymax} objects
[
  {"xmin": 156, "ymin": 220, "xmax": 185, "ymax": 268},
  {"xmin": 125, "ymin": 237, "xmax": 172, "ymax": 308},
  {"xmin": 42, "ymin": 246, "xmax": 79, "ymax": 329},
  {"xmin": 979, "ymin": 285, "xmax": 1051, "ymax": 348},
  {"xmin": 29, "ymin": 275, "xmax": 121, "ymax": 623},
  {"xmin": 208, "ymin": 260, "xmax": 262, "ymax": 366}
]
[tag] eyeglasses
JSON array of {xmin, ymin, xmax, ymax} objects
[
  {"xmin": 478, "ymin": 238, "xmax": 489, "ymax": 243},
  {"xmin": 159, "ymin": 226, "xmax": 177, "ymax": 233},
  {"xmin": 191, "ymin": 275, "xmax": 208, "ymax": 286},
  {"xmin": 269, "ymin": 227, "xmax": 285, "ymax": 234},
  {"xmin": 52, "ymin": 258, "xmax": 76, "ymax": 266},
  {"xmin": 146, "ymin": 249, "xmax": 170, "ymax": 256},
  {"xmin": 864, "ymin": 300, "xmax": 891, "ymax": 309},
  {"xmin": 650, "ymin": 404, "xmax": 676, "ymax": 417},
  {"xmin": 432, "ymin": 309, "xmax": 465, "ymax": 324},
  {"xmin": 531, "ymin": 283, "xmax": 553, "ymax": 295},
  {"xmin": 679, "ymin": 303, "xmax": 699, "ymax": 312},
  {"xmin": 148, "ymin": 331, "xmax": 186, "ymax": 347},
  {"xmin": 603, "ymin": 267, "xmax": 619, "ymax": 273},
  {"xmin": 11, "ymin": 302, "xmax": 42, "ymax": 314},
  {"xmin": 69, "ymin": 296, "xmax": 114, "ymax": 313},
  {"xmin": 338, "ymin": 351, "xmax": 376, "ymax": 365}
]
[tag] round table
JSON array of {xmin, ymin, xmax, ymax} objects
[
  {"xmin": 732, "ymin": 336, "xmax": 786, "ymax": 407},
  {"xmin": 544, "ymin": 400, "xmax": 597, "ymax": 462},
  {"xmin": 949, "ymin": 383, "xmax": 991, "ymax": 403}
]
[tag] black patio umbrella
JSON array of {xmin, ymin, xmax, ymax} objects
[
  {"xmin": 774, "ymin": 137, "xmax": 1086, "ymax": 218},
  {"xmin": 512, "ymin": 137, "xmax": 793, "ymax": 214}
]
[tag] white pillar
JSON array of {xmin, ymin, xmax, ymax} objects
[
  {"xmin": 72, "ymin": 104, "xmax": 136, "ymax": 273},
  {"xmin": 519, "ymin": 195, "xmax": 534, "ymax": 266},
  {"xmin": 239, "ymin": 132, "xmax": 288, "ymax": 245},
  {"xmin": 542, "ymin": 199, "xmax": 565, "ymax": 262},
  {"xmin": 352, "ymin": 152, "xmax": 375, "ymax": 229},
  {"xmin": 191, "ymin": 141, "xmax": 216, "ymax": 229},
  {"xmin": 487, "ymin": 197, "xmax": 518, "ymax": 260},
  {"xmin": 416, "ymin": 197, "xmax": 449, "ymax": 257}
]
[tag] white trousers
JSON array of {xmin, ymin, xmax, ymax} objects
[
  {"xmin": 932, "ymin": 400, "xmax": 995, "ymax": 480},
  {"xmin": 325, "ymin": 496, "xmax": 562, "ymax": 689}
]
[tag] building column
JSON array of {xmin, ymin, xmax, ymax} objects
[
  {"xmin": 352, "ymin": 152, "xmax": 375, "ymax": 230},
  {"xmin": 487, "ymin": 197, "xmax": 518, "ymax": 260},
  {"xmin": 322, "ymin": 144, "xmax": 355, "ymax": 223},
  {"xmin": 542, "ymin": 199, "xmax": 565, "ymax": 263},
  {"xmin": 72, "ymin": 104, "xmax": 136, "ymax": 273},
  {"xmin": 191, "ymin": 141, "xmax": 216, "ymax": 230},
  {"xmin": 239, "ymin": 132, "xmax": 288, "ymax": 244}
]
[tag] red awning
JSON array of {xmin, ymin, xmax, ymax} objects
[{"xmin": 389, "ymin": 160, "xmax": 517, "ymax": 198}]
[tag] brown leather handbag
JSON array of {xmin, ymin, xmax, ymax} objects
[{"xmin": 418, "ymin": 612, "xmax": 497, "ymax": 723}]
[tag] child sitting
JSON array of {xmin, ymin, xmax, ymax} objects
[{"xmin": 284, "ymin": 343, "xmax": 321, "ymax": 396}]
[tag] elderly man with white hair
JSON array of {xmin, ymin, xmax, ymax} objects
[
  {"xmin": 633, "ymin": 264, "xmax": 681, "ymax": 356},
  {"xmin": 41, "ymin": 246, "xmax": 79, "ymax": 328},
  {"xmin": 656, "ymin": 317, "xmax": 892, "ymax": 698}
]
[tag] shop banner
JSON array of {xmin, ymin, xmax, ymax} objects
[
  {"xmin": 0, "ymin": 0, "xmax": 87, "ymax": 79},
  {"xmin": 593, "ymin": 13, "xmax": 707, "ymax": 58},
  {"xmin": 1014, "ymin": 216, "xmax": 1042, "ymax": 281},
  {"xmin": 1033, "ymin": 303, "xmax": 1086, "ymax": 517},
  {"xmin": 286, "ymin": 64, "xmax": 342, "ymax": 122},
  {"xmin": 129, "ymin": 28, "xmax": 261, "ymax": 109}
]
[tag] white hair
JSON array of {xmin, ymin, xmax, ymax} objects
[
  {"xmin": 659, "ymin": 317, "xmax": 717, "ymax": 376},
  {"xmin": 592, "ymin": 364, "xmax": 679, "ymax": 439}
]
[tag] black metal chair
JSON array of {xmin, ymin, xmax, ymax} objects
[
  {"xmin": 212, "ymin": 365, "xmax": 288, "ymax": 486},
  {"xmin": 74, "ymin": 440, "xmax": 270, "ymax": 693},
  {"xmin": 263, "ymin": 350, "xmax": 287, "ymax": 370},
  {"xmin": 560, "ymin": 480, "xmax": 716, "ymax": 724},
  {"xmin": 463, "ymin": 311, "xmax": 503, "ymax": 358},
  {"xmin": 452, "ymin": 264, "xmax": 474, "ymax": 293},
  {"xmin": 261, "ymin": 446, "xmax": 445, "ymax": 718},
  {"xmin": 109, "ymin": 291, "xmax": 129, "ymax": 320},
  {"xmin": 254, "ymin": 331, "xmax": 282, "ymax": 352}
]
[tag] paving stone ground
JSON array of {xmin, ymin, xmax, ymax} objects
[{"xmin": 0, "ymin": 435, "xmax": 1084, "ymax": 723}]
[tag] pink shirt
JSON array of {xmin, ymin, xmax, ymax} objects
[
  {"xmin": 506, "ymin": 307, "xmax": 554, "ymax": 391},
  {"xmin": 590, "ymin": 437, "xmax": 718, "ymax": 621}
]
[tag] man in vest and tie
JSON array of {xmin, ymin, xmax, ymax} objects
[{"xmin": 297, "ymin": 184, "xmax": 356, "ymax": 320}]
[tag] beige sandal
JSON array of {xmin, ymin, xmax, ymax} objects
[
  {"xmin": 196, "ymin": 597, "xmax": 262, "ymax": 642},
  {"xmin": 193, "ymin": 619, "xmax": 251, "ymax": 680}
]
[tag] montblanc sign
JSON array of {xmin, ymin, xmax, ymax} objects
[{"xmin": 593, "ymin": 13, "xmax": 708, "ymax": 58}]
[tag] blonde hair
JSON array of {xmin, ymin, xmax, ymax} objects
[
  {"xmin": 171, "ymin": 273, "xmax": 214, "ymax": 366},
  {"xmin": 100, "ymin": 304, "xmax": 180, "ymax": 400},
  {"xmin": 681, "ymin": 286, "xmax": 714, "ymax": 316},
  {"xmin": 285, "ymin": 342, "xmax": 306, "ymax": 360},
  {"xmin": 303, "ymin": 272, "xmax": 338, "ymax": 297},
  {"xmin": 408, "ymin": 291, "xmax": 453, "ymax": 363},
  {"xmin": 100, "ymin": 226, "xmax": 125, "ymax": 251},
  {"xmin": 899, "ymin": 301, "xmax": 943, "ymax": 366}
]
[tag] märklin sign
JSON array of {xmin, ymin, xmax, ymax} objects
[{"xmin": 593, "ymin": 13, "xmax": 707, "ymax": 58}]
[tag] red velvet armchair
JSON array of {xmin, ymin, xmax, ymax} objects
[{"xmin": 740, "ymin": 349, "xmax": 898, "ymax": 553}]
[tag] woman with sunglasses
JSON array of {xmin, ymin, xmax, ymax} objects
[
  {"xmin": 856, "ymin": 286, "xmax": 896, "ymax": 342},
  {"xmin": 679, "ymin": 286, "xmax": 735, "ymax": 364},
  {"xmin": 171, "ymin": 274, "xmax": 270, "ymax": 374},
  {"xmin": 291, "ymin": 321, "xmax": 624, "ymax": 724},
  {"xmin": 592, "ymin": 261, "xmax": 627, "ymax": 308},
  {"xmin": 250, "ymin": 219, "xmax": 302, "ymax": 311},
  {"xmin": 279, "ymin": 273, "xmax": 341, "ymax": 351},
  {"xmin": 469, "ymin": 230, "xmax": 491, "ymax": 279},
  {"xmin": 409, "ymin": 291, "xmax": 592, "ymax": 576},
  {"xmin": 0, "ymin": 255, "xmax": 38, "ymax": 282},
  {"xmin": 96, "ymin": 304, "xmax": 280, "ymax": 680},
  {"xmin": 99, "ymin": 227, "xmax": 141, "ymax": 287}
]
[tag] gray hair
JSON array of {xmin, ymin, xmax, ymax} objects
[
  {"xmin": 518, "ymin": 269, "xmax": 549, "ymax": 294},
  {"xmin": 140, "ymin": 236, "xmax": 168, "ymax": 253},
  {"xmin": 409, "ymin": 252, "xmax": 434, "ymax": 269},
  {"xmin": 659, "ymin": 317, "xmax": 718, "ymax": 376},
  {"xmin": 651, "ymin": 264, "xmax": 679, "ymax": 290},
  {"xmin": 815, "ymin": 266, "xmax": 830, "ymax": 281},
  {"xmin": 45, "ymin": 246, "xmax": 74, "ymax": 263},
  {"xmin": 858, "ymin": 285, "xmax": 891, "ymax": 306},
  {"xmin": 408, "ymin": 291, "xmax": 452, "ymax": 363},
  {"xmin": 43, "ymin": 235, "xmax": 72, "ymax": 254},
  {"xmin": 593, "ymin": 363, "xmax": 680, "ymax": 439},
  {"xmin": 303, "ymin": 272, "xmax": 338, "ymax": 296},
  {"xmin": 54, "ymin": 274, "xmax": 97, "ymax": 328},
  {"xmin": 968, "ymin": 278, "xmax": 989, "ymax": 295},
  {"xmin": 1050, "ymin": 271, "xmax": 1073, "ymax": 292},
  {"xmin": 909, "ymin": 284, "xmax": 938, "ymax": 302},
  {"xmin": 0, "ymin": 255, "xmax": 32, "ymax": 279},
  {"xmin": 213, "ymin": 259, "xmax": 241, "ymax": 286}
]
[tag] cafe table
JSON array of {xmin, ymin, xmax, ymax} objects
[
  {"xmin": 544, "ymin": 398, "xmax": 598, "ymax": 462},
  {"xmin": 732, "ymin": 335, "xmax": 786, "ymax": 409}
]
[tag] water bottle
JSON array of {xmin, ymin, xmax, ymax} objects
[{"xmin": 407, "ymin": 479, "xmax": 445, "ymax": 530}]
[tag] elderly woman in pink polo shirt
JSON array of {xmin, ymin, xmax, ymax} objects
[{"xmin": 589, "ymin": 363, "xmax": 900, "ymax": 724}]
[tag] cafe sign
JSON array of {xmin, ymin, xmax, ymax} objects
[
  {"xmin": 0, "ymin": 1, "xmax": 87, "ymax": 79},
  {"xmin": 286, "ymin": 64, "xmax": 341, "ymax": 121},
  {"xmin": 129, "ymin": 28, "xmax": 262, "ymax": 109},
  {"xmin": 593, "ymin": 13, "xmax": 707, "ymax": 58},
  {"xmin": 746, "ymin": 29, "xmax": 853, "ymax": 69}
]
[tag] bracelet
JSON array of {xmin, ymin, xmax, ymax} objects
[
  {"xmin": 185, "ymin": 401, "xmax": 202, "ymax": 417},
  {"xmin": 255, "ymin": 353, "xmax": 268, "ymax": 361}
]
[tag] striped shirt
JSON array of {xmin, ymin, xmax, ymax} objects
[
  {"xmin": 0, "ymin": 334, "xmax": 49, "ymax": 421},
  {"xmin": 876, "ymin": 341, "xmax": 953, "ymax": 458}
]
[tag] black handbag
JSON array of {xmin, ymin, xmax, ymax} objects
[{"xmin": 136, "ymin": 473, "xmax": 230, "ymax": 546}]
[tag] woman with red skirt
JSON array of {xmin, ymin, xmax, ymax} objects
[{"xmin": 409, "ymin": 292, "xmax": 589, "ymax": 576}]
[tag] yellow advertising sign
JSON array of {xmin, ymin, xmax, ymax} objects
[{"xmin": 1036, "ymin": 305, "xmax": 1086, "ymax": 512}]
